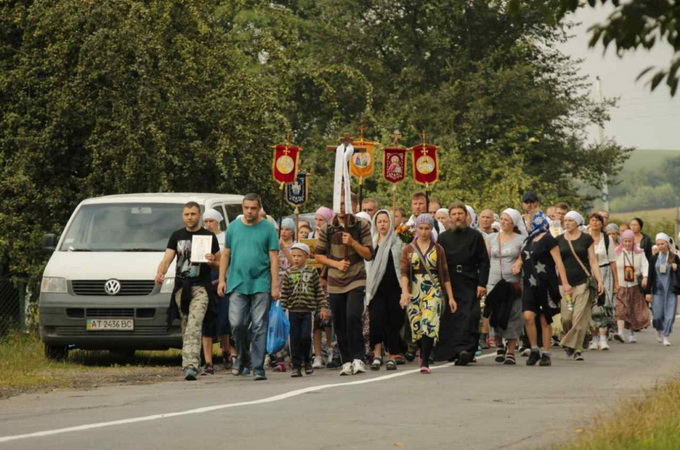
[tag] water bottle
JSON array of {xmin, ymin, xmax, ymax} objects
[{"xmin": 565, "ymin": 294, "xmax": 574, "ymax": 313}]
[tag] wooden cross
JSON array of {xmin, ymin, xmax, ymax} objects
[{"xmin": 326, "ymin": 133, "xmax": 355, "ymax": 152}]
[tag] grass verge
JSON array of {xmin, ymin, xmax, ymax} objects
[
  {"xmin": 553, "ymin": 376, "xmax": 680, "ymax": 450},
  {"xmin": 0, "ymin": 331, "xmax": 182, "ymax": 399}
]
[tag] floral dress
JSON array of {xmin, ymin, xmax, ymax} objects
[{"xmin": 408, "ymin": 243, "xmax": 443, "ymax": 340}]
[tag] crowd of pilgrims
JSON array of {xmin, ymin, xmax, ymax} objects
[{"xmin": 197, "ymin": 190, "xmax": 679, "ymax": 378}]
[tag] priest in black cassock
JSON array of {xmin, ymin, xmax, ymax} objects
[{"xmin": 434, "ymin": 201, "xmax": 490, "ymax": 365}]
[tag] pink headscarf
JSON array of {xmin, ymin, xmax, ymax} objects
[
  {"xmin": 315, "ymin": 207, "xmax": 334, "ymax": 225},
  {"xmin": 615, "ymin": 229, "xmax": 643, "ymax": 255}
]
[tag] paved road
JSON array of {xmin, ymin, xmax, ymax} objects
[{"xmin": 1, "ymin": 329, "xmax": 679, "ymax": 450}]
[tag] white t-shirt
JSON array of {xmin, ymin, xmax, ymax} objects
[{"xmin": 593, "ymin": 233, "xmax": 616, "ymax": 266}]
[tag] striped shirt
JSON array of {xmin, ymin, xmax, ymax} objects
[
  {"xmin": 280, "ymin": 266, "xmax": 329, "ymax": 312},
  {"xmin": 316, "ymin": 214, "xmax": 373, "ymax": 294}
]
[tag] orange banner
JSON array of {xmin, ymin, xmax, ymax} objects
[{"xmin": 350, "ymin": 140, "xmax": 377, "ymax": 179}]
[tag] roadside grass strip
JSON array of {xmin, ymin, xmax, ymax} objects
[{"xmin": 553, "ymin": 376, "xmax": 680, "ymax": 450}]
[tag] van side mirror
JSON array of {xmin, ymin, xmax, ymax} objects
[{"xmin": 43, "ymin": 234, "xmax": 57, "ymax": 253}]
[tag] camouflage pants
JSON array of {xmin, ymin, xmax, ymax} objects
[{"xmin": 174, "ymin": 286, "xmax": 209, "ymax": 370}]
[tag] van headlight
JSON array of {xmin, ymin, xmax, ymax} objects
[
  {"xmin": 160, "ymin": 278, "xmax": 175, "ymax": 294},
  {"xmin": 41, "ymin": 277, "xmax": 67, "ymax": 293}
]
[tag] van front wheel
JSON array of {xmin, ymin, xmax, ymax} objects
[{"xmin": 44, "ymin": 344, "xmax": 69, "ymax": 361}]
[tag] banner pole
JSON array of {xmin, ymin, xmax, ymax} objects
[
  {"xmin": 294, "ymin": 206, "xmax": 300, "ymax": 242},
  {"xmin": 278, "ymin": 183, "xmax": 285, "ymax": 239}
]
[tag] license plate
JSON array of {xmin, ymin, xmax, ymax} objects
[{"xmin": 86, "ymin": 318, "xmax": 134, "ymax": 331}]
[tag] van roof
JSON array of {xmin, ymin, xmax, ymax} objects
[{"xmin": 80, "ymin": 193, "xmax": 244, "ymax": 205}]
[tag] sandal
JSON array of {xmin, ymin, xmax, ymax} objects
[
  {"xmin": 495, "ymin": 347, "xmax": 506, "ymax": 363},
  {"xmin": 370, "ymin": 357, "xmax": 382, "ymax": 371},
  {"xmin": 503, "ymin": 353, "xmax": 516, "ymax": 365},
  {"xmin": 386, "ymin": 359, "xmax": 397, "ymax": 371}
]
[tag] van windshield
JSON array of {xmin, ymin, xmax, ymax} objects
[{"xmin": 59, "ymin": 203, "xmax": 185, "ymax": 252}]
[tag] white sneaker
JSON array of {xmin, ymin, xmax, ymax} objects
[
  {"xmin": 599, "ymin": 339, "xmax": 609, "ymax": 351},
  {"xmin": 339, "ymin": 362, "xmax": 353, "ymax": 376},
  {"xmin": 629, "ymin": 335, "xmax": 637, "ymax": 343},
  {"xmin": 657, "ymin": 331, "xmax": 664, "ymax": 343},
  {"xmin": 588, "ymin": 340, "xmax": 598, "ymax": 351},
  {"xmin": 663, "ymin": 337, "xmax": 672, "ymax": 346},
  {"xmin": 352, "ymin": 359, "xmax": 366, "ymax": 374},
  {"xmin": 326, "ymin": 346, "xmax": 335, "ymax": 365},
  {"xmin": 312, "ymin": 356, "xmax": 324, "ymax": 369}
]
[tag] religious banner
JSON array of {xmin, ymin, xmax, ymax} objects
[
  {"xmin": 382, "ymin": 147, "xmax": 407, "ymax": 184},
  {"xmin": 272, "ymin": 144, "xmax": 301, "ymax": 185},
  {"xmin": 411, "ymin": 144, "xmax": 439, "ymax": 185},
  {"xmin": 286, "ymin": 172, "xmax": 308, "ymax": 207},
  {"xmin": 350, "ymin": 139, "xmax": 377, "ymax": 179}
]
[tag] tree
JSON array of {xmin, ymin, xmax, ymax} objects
[{"xmin": 511, "ymin": 0, "xmax": 680, "ymax": 96}]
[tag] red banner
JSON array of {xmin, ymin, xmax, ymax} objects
[
  {"xmin": 382, "ymin": 148, "xmax": 407, "ymax": 184},
  {"xmin": 410, "ymin": 144, "xmax": 439, "ymax": 185},
  {"xmin": 272, "ymin": 145, "xmax": 301, "ymax": 185}
]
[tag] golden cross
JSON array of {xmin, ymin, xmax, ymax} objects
[
  {"xmin": 282, "ymin": 147, "xmax": 290, "ymax": 155},
  {"xmin": 420, "ymin": 130, "xmax": 429, "ymax": 146},
  {"xmin": 392, "ymin": 130, "xmax": 402, "ymax": 146},
  {"xmin": 357, "ymin": 125, "xmax": 365, "ymax": 140},
  {"xmin": 284, "ymin": 131, "xmax": 293, "ymax": 145}
]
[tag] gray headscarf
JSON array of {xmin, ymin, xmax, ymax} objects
[{"xmin": 366, "ymin": 210, "xmax": 403, "ymax": 305}]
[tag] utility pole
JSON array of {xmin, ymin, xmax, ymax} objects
[{"xmin": 596, "ymin": 76, "xmax": 610, "ymax": 212}]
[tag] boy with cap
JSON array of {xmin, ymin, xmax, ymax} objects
[{"xmin": 280, "ymin": 242, "xmax": 331, "ymax": 377}]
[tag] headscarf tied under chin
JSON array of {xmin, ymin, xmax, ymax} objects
[
  {"xmin": 366, "ymin": 210, "xmax": 402, "ymax": 304},
  {"xmin": 528, "ymin": 210, "xmax": 549, "ymax": 240},
  {"xmin": 615, "ymin": 229, "xmax": 643, "ymax": 255}
]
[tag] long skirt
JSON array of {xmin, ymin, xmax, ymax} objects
[
  {"xmin": 434, "ymin": 276, "xmax": 479, "ymax": 361},
  {"xmin": 616, "ymin": 286, "xmax": 650, "ymax": 331}
]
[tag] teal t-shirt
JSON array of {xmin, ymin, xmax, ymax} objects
[{"xmin": 226, "ymin": 218, "xmax": 280, "ymax": 295}]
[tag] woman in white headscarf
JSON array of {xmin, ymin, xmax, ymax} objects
[
  {"xmin": 555, "ymin": 211, "xmax": 603, "ymax": 362},
  {"xmin": 485, "ymin": 208, "xmax": 525, "ymax": 365},
  {"xmin": 366, "ymin": 210, "xmax": 405, "ymax": 370},
  {"xmin": 645, "ymin": 233, "xmax": 680, "ymax": 346}
]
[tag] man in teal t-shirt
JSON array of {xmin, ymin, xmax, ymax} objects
[{"xmin": 218, "ymin": 193, "xmax": 280, "ymax": 381}]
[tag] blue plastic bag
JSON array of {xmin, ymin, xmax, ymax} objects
[{"xmin": 266, "ymin": 301, "xmax": 290, "ymax": 354}]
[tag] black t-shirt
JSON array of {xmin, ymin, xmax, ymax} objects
[
  {"xmin": 557, "ymin": 232, "xmax": 594, "ymax": 286},
  {"xmin": 167, "ymin": 228, "xmax": 220, "ymax": 284},
  {"xmin": 521, "ymin": 232, "xmax": 559, "ymax": 289}
]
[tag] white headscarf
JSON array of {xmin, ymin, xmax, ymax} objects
[
  {"xmin": 203, "ymin": 208, "xmax": 223, "ymax": 223},
  {"xmin": 565, "ymin": 211, "xmax": 584, "ymax": 226},
  {"xmin": 356, "ymin": 211, "xmax": 372, "ymax": 223},
  {"xmin": 502, "ymin": 208, "xmax": 527, "ymax": 236},
  {"xmin": 656, "ymin": 232, "xmax": 671, "ymax": 244},
  {"xmin": 466, "ymin": 205, "xmax": 478, "ymax": 229}
]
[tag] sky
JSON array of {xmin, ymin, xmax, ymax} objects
[{"xmin": 558, "ymin": 5, "xmax": 679, "ymax": 151}]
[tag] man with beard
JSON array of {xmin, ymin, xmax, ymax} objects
[{"xmin": 435, "ymin": 202, "xmax": 490, "ymax": 365}]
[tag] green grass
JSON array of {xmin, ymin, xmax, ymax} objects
[
  {"xmin": 553, "ymin": 377, "xmax": 680, "ymax": 450},
  {"xmin": 610, "ymin": 207, "xmax": 679, "ymax": 225},
  {"xmin": 0, "ymin": 331, "xmax": 182, "ymax": 397}
]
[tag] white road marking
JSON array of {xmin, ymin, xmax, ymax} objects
[{"xmin": 0, "ymin": 354, "xmax": 493, "ymax": 443}]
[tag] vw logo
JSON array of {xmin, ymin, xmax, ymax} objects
[{"xmin": 104, "ymin": 279, "xmax": 121, "ymax": 295}]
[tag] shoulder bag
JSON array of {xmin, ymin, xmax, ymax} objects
[{"xmin": 565, "ymin": 236, "xmax": 602, "ymax": 306}]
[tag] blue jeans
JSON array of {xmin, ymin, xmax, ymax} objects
[{"xmin": 229, "ymin": 292, "xmax": 271, "ymax": 373}]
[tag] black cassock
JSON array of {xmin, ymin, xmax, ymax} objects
[{"xmin": 434, "ymin": 227, "xmax": 490, "ymax": 361}]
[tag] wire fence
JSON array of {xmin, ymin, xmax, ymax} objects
[{"xmin": 0, "ymin": 278, "xmax": 27, "ymax": 336}]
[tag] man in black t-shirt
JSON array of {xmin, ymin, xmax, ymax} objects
[{"xmin": 156, "ymin": 202, "xmax": 220, "ymax": 380}]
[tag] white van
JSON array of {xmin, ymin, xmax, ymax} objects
[{"xmin": 39, "ymin": 193, "xmax": 243, "ymax": 360}]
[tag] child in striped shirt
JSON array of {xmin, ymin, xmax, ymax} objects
[{"xmin": 280, "ymin": 243, "xmax": 331, "ymax": 377}]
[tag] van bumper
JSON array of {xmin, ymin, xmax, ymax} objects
[{"xmin": 39, "ymin": 293, "xmax": 183, "ymax": 350}]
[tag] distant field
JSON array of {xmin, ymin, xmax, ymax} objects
[
  {"xmin": 610, "ymin": 207, "xmax": 679, "ymax": 225},
  {"xmin": 619, "ymin": 149, "xmax": 680, "ymax": 174}
]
